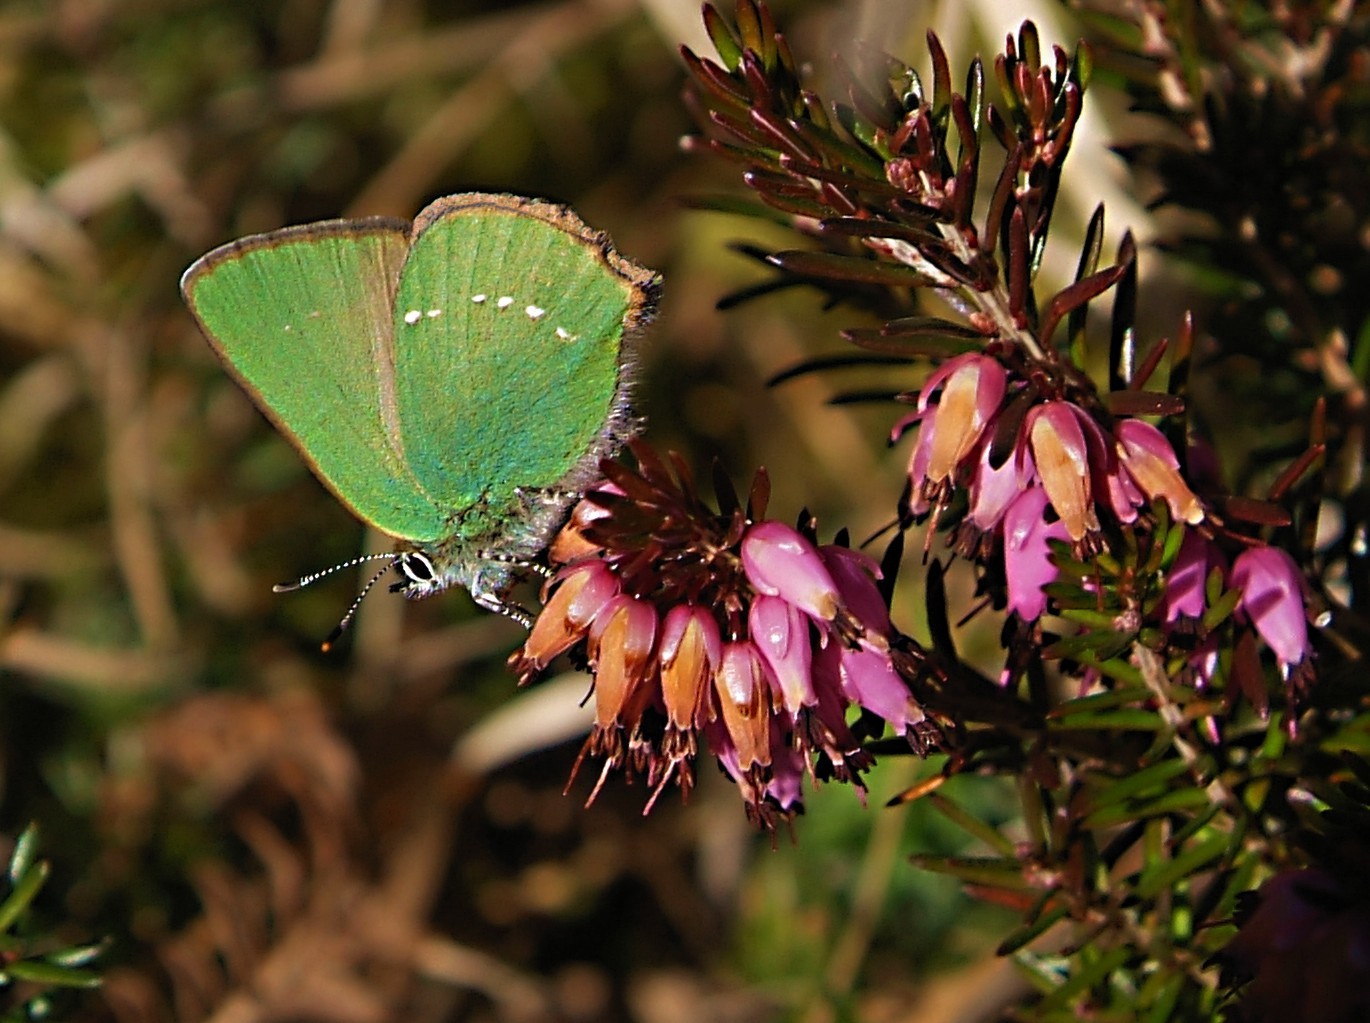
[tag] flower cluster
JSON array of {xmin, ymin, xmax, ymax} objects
[
  {"xmin": 1164, "ymin": 534, "xmax": 1314, "ymax": 728},
  {"xmin": 897, "ymin": 352, "xmax": 1314, "ymax": 715},
  {"xmin": 509, "ymin": 445, "xmax": 937, "ymax": 826},
  {"xmin": 897, "ymin": 351, "xmax": 1205, "ymax": 620}
]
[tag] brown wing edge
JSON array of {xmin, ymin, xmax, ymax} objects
[
  {"xmin": 179, "ymin": 216, "xmax": 413, "ymax": 300},
  {"xmin": 177, "ymin": 215, "xmax": 441, "ymax": 539}
]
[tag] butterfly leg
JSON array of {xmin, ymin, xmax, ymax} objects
[
  {"xmin": 470, "ymin": 586, "xmax": 533, "ymax": 629},
  {"xmin": 514, "ymin": 484, "xmax": 577, "ymax": 507},
  {"xmin": 514, "ymin": 483, "xmax": 586, "ymax": 528},
  {"xmin": 480, "ymin": 549, "xmax": 554, "ymax": 579}
]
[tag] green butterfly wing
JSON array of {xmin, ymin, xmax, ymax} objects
[
  {"xmin": 389, "ymin": 194, "xmax": 658, "ymax": 523},
  {"xmin": 181, "ymin": 218, "xmax": 451, "ymax": 542}
]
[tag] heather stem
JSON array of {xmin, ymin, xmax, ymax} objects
[{"xmin": 915, "ymin": 167, "xmax": 1046, "ymax": 360}]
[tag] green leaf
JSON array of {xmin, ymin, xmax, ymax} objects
[
  {"xmin": 1201, "ymin": 581, "xmax": 1241, "ymax": 631},
  {"xmin": 908, "ymin": 854, "xmax": 1031, "ymax": 889},
  {"xmin": 1170, "ymin": 803, "xmax": 1222, "ymax": 846},
  {"xmin": 782, "ymin": 129, "xmax": 888, "ymax": 181},
  {"xmin": 43, "ymin": 939, "xmax": 108, "ymax": 969},
  {"xmin": 1055, "ymin": 607, "xmax": 1129, "ymax": 631},
  {"xmin": 997, "ymin": 901, "xmax": 1070, "ymax": 955},
  {"xmin": 964, "ymin": 57, "xmax": 984, "ymax": 136},
  {"xmin": 1134, "ymin": 831, "xmax": 1233, "ymax": 899},
  {"xmin": 1084, "ymin": 785, "xmax": 1214, "ymax": 829},
  {"xmin": 1033, "ymin": 946, "xmax": 1131, "ymax": 1014},
  {"xmin": 1072, "ymin": 40, "xmax": 1094, "ymax": 92},
  {"xmin": 7, "ymin": 825, "xmax": 38, "ymax": 887},
  {"xmin": 1141, "ymin": 971, "xmax": 1185, "ymax": 1023},
  {"xmin": 1050, "ymin": 685, "xmax": 1153, "ymax": 717},
  {"xmin": 1080, "ymin": 758, "xmax": 1194, "ymax": 812},
  {"xmin": 702, "ymin": 4, "xmax": 743, "ymax": 71},
  {"xmin": 1041, "ymin": 629, "xmax": 1134, "ymax": 661},
  {"xmin": 833, "ymin": 103, "xmax": 890, "ymax": 160},
  {"xmin": 1209, "ymin": 852, "xmax": 1261, "ymax": 924},
  {"xmin": 927, "ymin": 793, "xmax": 1017, "ymax": 856},
  {"xmin": 0, "ymin": 860, "xmax": 49, "ymax": 934},
  {"xmin": 1072, "ymin": 654, "xmax": 1144, "ymax": 686},
  {"xmin": 1159, "ymin": 519, "xmax": 1187, "ymax": 570},
  {"xmin": 1048, "ymin": 709, "xmax": 1166, "ymax": 732},
  {"xmin": 3, "ymin": 959, "xmax": 101, "ymax": 989}
]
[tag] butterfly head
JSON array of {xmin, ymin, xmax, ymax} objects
[
  {"xmin": 273, "ymin": 543, "xmax": 536, "ymax": 650},
  {"xmin": 273, "ymin": 548, "xmax": 448, "ymax": 650},
  {"xmin": 393, "ymin": 543, "xmax": 536, "ymax": 627}
]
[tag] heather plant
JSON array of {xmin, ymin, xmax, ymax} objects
[{"xmin": 502, "ymin": 2, "xmax": 1369, "ymax": 1018}]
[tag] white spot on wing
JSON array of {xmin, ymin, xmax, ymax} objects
[
  {"xmin": 525, "ymin": 304, "xmax": 545, "ymax": 320},
  {"xmin": 404, "ymin": 309, "xmax": 422, "ymax": 325},
  {"xmin": 496, "ymin": 296, "xmax": 514, "ymax": 309}
]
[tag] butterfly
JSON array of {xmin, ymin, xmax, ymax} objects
[{"xmin": 182, "ymin": 192, "xmax": 658, "ymax": 641}]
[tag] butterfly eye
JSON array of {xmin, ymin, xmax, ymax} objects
[{"xmin": 399, "ymin": 552, "xmax": 437, "ymax": 585}]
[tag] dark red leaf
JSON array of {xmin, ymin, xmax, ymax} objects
[
  {"xmin": 1268, "ymin": 443, "xmax": 1325, "ymax": 503},
  {"xmin": 680, "ymin": 47, "xmax": 750, "ymax": 108},
  {"xmin": 1038, "ymin": 262, "xmax": 1128, "ymax": 346},
  {"xmin": 768, "ymin": 249, "xmax": 939, "ymax": 287},
  {"xmin": 1101, "ymin": 390, "xmax": 1186, "ymax": 417},
  {"xmin": 1217, "ymin": 496, "xmax": 1293, "ymax": 528}
]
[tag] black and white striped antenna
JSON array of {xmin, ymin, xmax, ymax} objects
[
  {"xmin": 273, "ymin": 551, "xmax": 398, "ymax": 651},
  {"xmin": 272, "ymin": 551, "xmax": 397, "ymax": 593}
]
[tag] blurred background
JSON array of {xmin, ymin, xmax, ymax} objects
[{"xmin": 0, "ymin": 1, "xmax": 1156, "ymax": 1020}]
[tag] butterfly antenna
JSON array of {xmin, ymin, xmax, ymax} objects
[
  {"xmin": 321, "ymin": 561, "xmax": 395, "ymax": 653},
  {"xmin": 273, "ymin": 551, "xmax": 396, "ymax": 593}
]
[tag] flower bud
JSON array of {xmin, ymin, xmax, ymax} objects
[
  {"xmin": 1160, "ymin": 530, "xmax": 1223, "ymax": 623},
  {"xmin": 1027, "ymin": 401, "xmax": 1099, "ymax": 543},
  {"xmin": 714, "ymin": 642, "xmax": 772, "ymax": 770},
  {"xmin": 819, "ymin": 545, "xmax": 891, "ymax": 635},
  {"xmin": 749, "ymin": 594, "xmax": 815, "ymax": 713},
  {"xmin": 919, "ymin": 353, "xmax": 1007, "ymax": 483},
  {"xmin": 549, "ymin": 483, "xmax": 624, "ymax": 563},
  {"xmin": 1115, "ymin": 419, "xmax": 1204, "ymax": 525},
  {"xmin": 1003, "ymin": 485, "xmax": 1069, "ymax": 621},
  {"xmin": 513, "ymin": 561, "xmax": 619, "ymax": 682},
  {"xmin": 741, "ymin": 521, "xmax": 841, "ymax": 622},
  {"xmin": 588, "ymin": 595, "xmax": 658, "ymax": 731},
  {"xmin": 1232, "ymin": 546, "xmax": 1310, "ymax": 670},
  {"xmin": 659, "ymin": 604, "xmax": 721, "ymax": 731}
]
